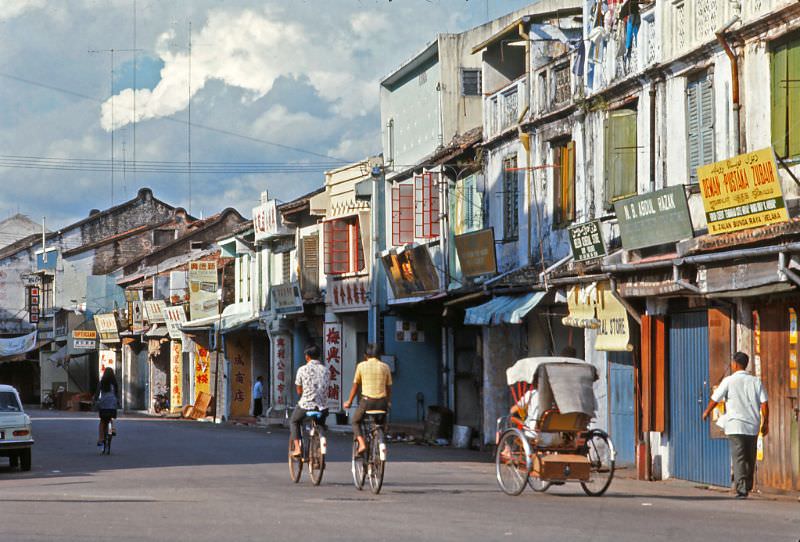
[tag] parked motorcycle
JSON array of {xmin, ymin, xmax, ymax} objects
[{"xmin": 153, "ymin": 386, "xmax": 170, "ymax": 414}]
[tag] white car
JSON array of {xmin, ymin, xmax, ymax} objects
[{"xmin": 0, "ymin": 384, "xmax": 33, "ymax": 471}]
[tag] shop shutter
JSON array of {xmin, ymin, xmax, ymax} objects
[{"xmin": 772, "ymin": 44, "xmax": 788, "ymax": 158}]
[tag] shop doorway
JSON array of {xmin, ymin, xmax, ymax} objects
[
  {"xmin": 453, "ymin": 328, "xmax": 482, "ymax": 432},
  {"xmin": 609, "ymin": 351, "xmax": 635, "ymax": 467}
]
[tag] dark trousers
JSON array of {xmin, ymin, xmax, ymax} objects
[
  {"xmin": 289, "ymin": 407, "xmax": 327, "ymax": 442},
  {"xmin": 253, "ymin": 398, "xmax": 263, "ymax": 417},
  {"xmin": 729, "ymin": 434, "xmax": 758, "ymax": 496},
  {"xmin": 352, "ymin": 397, "xmax": 388, "ymax": 438}
]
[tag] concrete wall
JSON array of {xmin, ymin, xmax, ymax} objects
[
  {"xmin": 0, "ymin": 215, "xmax": 41, "ymax": 250},
  {"xmin": 484, "ymin": 139, "xmax": 529, "ymax": 270}
]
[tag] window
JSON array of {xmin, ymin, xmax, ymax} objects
[
  {"xmin": 323, "ymin": 217, "xmax": 364, "ymax": 275},
  {"xmin": 237, "ymin": 254, "xmax": 251, "ymax": 303},
  {"xmin": 553, "ymin": 140, "xmax": 576, "ymax": 226},
  {"xmin": 300, "ymin": 233, "xmax": 319, "ymax": 296},
  {"xmin": 40, "ymin": 276, "xmax": 53, "ymax": 314},
  {"xmin": 686, "ymin": 73, "xmax": 715, "ymax": 183},
  {"xmin": 454, "ymin": 174, "xmax": 483, "ymax": 235},
  {"xmin": 771, "ymin": 37, "xmax": 800, "ymax": 159},
  {"xmin": 282, "ymin": 252, "xmax": 291, "ymax": 283},
  {"xmin": 461, "ymin": 69, "xmax": 482, "ymax": 96},
  {"xmin": 503, "ymin": 156, "xmax": 519, "ymax": 240},
  {"xmin": 604, "ymin": 109, "xmax": 638, "ymax": 205},
  {"xmin": 392, "ymin": 174, "xmax": 440, "ymax": 245}
]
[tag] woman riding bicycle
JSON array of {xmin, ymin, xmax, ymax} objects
[{"xmin": 95, "ymin": 367, "xmax": 119, "ymax": 448}]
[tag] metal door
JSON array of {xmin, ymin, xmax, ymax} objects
[
  {"xmin": 669, "ymin": 311, "xmax": 729, "ymax": 487},
  {"xmin": 609, "ymin": 351, "xmax": 635, "ymax": 466}
]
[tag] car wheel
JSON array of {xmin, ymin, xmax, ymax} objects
[{"xmin": 20, "ymin": 449, "xmax": 31, "ymax": 471}]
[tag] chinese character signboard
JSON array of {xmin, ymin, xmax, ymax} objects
[
  {"xmin": 194, "ymin": 346, "xmax": 211, "ymax": 398},
  {"xmin": 163, "ymin": 306, "xmax": 186, "ymax": 340},
  {"xmin": 614, "ymin": 186, "xmax": 694, "ymax": 250},
  {"xmin": 568, "ymin": 220, "xmax": 607, "ymax": 262},
  {"xmin": 454, "ymin": 228, "xmax": 497, "ymax": 278},
  {"xmin": 188, "ymin": 261, "xmax": 218, "ymax": 320},
  {"xmin": 28, "ymin": 287, "xmax": 39, "ymax": 323},
  {"xmin": 72, "ymin": 330, "xmax": 97, "ymax": 350},
  {"xmin": 227, "ymin": 339, "xmax": 252, "ymax": 417},
  {"xmin": 99, "ymin": 349, "xmax": 116, "ymax": 379},
  {"xmin": 326, "ymin": 277, "xmax": 370, "ymax": 312},
  {"xmin": 143, "ymin": 300, "xmax": 167, "ymax": 323},
  {"xmin": 170, "ymin": 340, "xmax": 183, "ymax": 411},
  {"xmin": 253, "ymin": 200, "xmax": 282, "ymax": 242},
  {"xmin": 324, "ymin": 322, "xmax": 343, "ymax": 412},
  {"xmin": 94, "ymin": 313, "xmax": 119, "ymax": 343},
  {"xmin": 271, "ymin": 282, "xmax": 304, "ymax": 315},
  {"xmin": 697, "ymin": 147, "xmax": 789, "ymax": 234},
  {"xmin": 270, "ymin": 334, "xmax": 291, "ymax": 410}
]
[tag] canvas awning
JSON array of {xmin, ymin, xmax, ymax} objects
[{"xmin": 464, "ymin": 292, "xmax": 545, "ymax": 326}]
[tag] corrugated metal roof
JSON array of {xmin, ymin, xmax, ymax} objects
[{"xmin": 464, "ymin": 292, "xmax": 545, "ymax": 326}]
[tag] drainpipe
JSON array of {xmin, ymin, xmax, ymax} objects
[
  {"xmin": 519, "ymin": 21, "xmax": 534, "ymax": 266},
  {"xmin": 715, "ymin": 17, "xmax": 741, "ymax": 154},
  {"xmin": 778, "ymin": 252, "xmax": 800, "ymax": 287},
  {"xmin": 649, "ymin": 81, "xmax": 658, "ymax": 193}
]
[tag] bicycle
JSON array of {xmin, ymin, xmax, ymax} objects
[
  {"xmin": 351, "ymin": 409, "xmax": 387, "ymax": 494},
  {"xmin": 288, "ymin": 410, "xmax": 327, "ymax": 485},
  {"xmin": 101, "ymin": 418, "xmax": 115, "ymax": 455}
]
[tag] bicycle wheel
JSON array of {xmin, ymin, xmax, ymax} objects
[
  {"xmin": 103, "ymin": 434, "xmax": 112, "ymax": 455},
  {"xmin": 580, "ymin": 430, "xmax": 615, "ymax": 497},
  {"xmin": 527, "ymin": 475, "xmax": 551, "ymax": 492},
  {"xmin": 309, "ymin": 432, "xmax": 325, "ymax": 486},
  {"xmin": 351, "ymin": 439, "xmax": 366, "ymax": 490},
  {"xmin": 495, "ymin": 428, "xmax": 531, "ymax": 496},
  {"xmin": 367, "ymin": 428, "xmax": 385, "ymax": 495},
  {"xmin": 288, "ymin": 441, "xmax": 302, "ymax": 483}
]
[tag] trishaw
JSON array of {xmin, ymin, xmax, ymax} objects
[{"xmin": 495, "ymin": 356, "xmax": 615, "ymax": 496}]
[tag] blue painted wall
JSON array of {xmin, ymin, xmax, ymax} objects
[{"xmin": 382, "ymin": 315, "xmax": 441, "ymax": 423}]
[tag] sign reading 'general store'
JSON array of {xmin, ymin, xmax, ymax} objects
[
  {"xmin": 614, "ymin": 185, "xmax": 693, "ymax": 250},
  {"xmin": 567, "ymin": 220, "xmax": 606, "ymax": 262},
  {"xmin": 697, "ymin": 147, "xmax": 789, "ymax": 234}
]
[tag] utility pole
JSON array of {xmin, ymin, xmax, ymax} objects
[{"xmin": 188, "ymin": 19, "xmax": 193, "ymax": 215}]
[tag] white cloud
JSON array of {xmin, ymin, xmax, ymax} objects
[{"xmin": 0, "ymin": 0, "xmax": 46, "ymax": 21}]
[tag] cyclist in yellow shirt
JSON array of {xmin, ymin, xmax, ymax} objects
[{"xmin": 344, "ymin": 343, "xmax": 392, "ymax": 455}]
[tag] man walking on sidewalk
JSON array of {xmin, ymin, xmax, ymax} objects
[
  {"xmin": 702, "ymin": 352, "xmax": 769, "ymax": 498},
  {"xmin": 252, "ymin": 376, "xmax": 264, "ymax": 418}
]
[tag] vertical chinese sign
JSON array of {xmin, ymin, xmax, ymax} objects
[
  {"xmin": 99, "ymin": 349, "xmax": 116, "ymax": 379},
  {"xmin": 194, "ymin": 346, "xmax": 211, "ymax": 399},
  {"xmin": 324, "ymin": 322, "xmax": 343, "ymax": 412},
  {"xmin": 228, "ymin": 340, "xmax": 252, "ymax": 417},
  {"xmin": 270, "ymin": 334, "xmax": 291, "ymax": 410},
  {"xmin": 170, "ymin": 341, "xmax": 183, "ymax": 411}
]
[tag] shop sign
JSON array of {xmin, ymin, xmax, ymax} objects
[
  {"xmin": 194, "ymin": 346, "xmax": 211, "ymax": 398},
  {"xmin": 326, "ymin": 277, "xmax": 369, "ymax": 312},
  {"xmin": 324, "ymin": 322, "xmax": 343, "ymax": 412},
  {"xmin": 99, "ymin": 348, "xmax": 116, "ymax": 379},
  {"xmin": 94, "ymin": 313, "xmax": 119, "ymax": 343},
  {"xmin": 454, "ymin": 228, "xmax": 497, "ymax": 278},
  {"xmin": 380, "ymin": 245, "xmax": 440, "ymax": 299},
  {"xmin": 567, "ymin": 220, "xmax": 606, "ymax": 262},
  {"xmin": 0, "ymin": 330, "xmax": 38, "ymax": 357},
  {"xmin": 131, "ymin": 301, "xmax": 145, "ymax": 333},
  {"xmin": 72, "ymin": 330, "xmax": 96, "ymax": 350},
  {"xmin": 228, "ymin": 339, "xmax": 252, "ymax": 417},
  {"xmin": 169, "ymin": 271, "xmax": 189, "ymax": 306},
  {"xmin": 594, "ymin": 283, "xmax": 632, "ymax": 352},
  {"xmin": 253, "ymin": 199, "xmax": 281, "ymax": 241},
  {"xmin": 143, "ymin": 300, "xmax": 167, "ymax": 323},
  {"xmin": 188, "ymin": 261, "xmax": 218, "ymax": 320},
  {"xmin": 561, "ymin": 284, "xmax": 600, "ymax": 329},
  {"xmin": 270, "ymin": 334, "xmax": 290, "ymax": 410},
  {"xmin": 170, "ymin": 340, "xmax": 183, "ymax": 411},
  {"xmin": 697, "ymin": 147, "xmax": 789, "ymax": 234},
  {"xmin": 163, "ymin": 306, "xmax": 186, "ymax": 340},
  {"xmin": 271, "ymin": 282, "xmax": 304, "ymax": 315},
  {"xmin": 28, "ymin": 287, "xmax": 39, "ymax": 323},
  {"xmin": 615, "ymin": 186, "xmax": 693, "ymax": 250}
]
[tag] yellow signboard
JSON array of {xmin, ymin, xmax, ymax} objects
[
  {"xmin": 594, "ymin": 283, "xmax": 632, "ymax": 352},
  {"xmin": 170, "ymin": 341, "xmax": 183, "ymax": 412},
  {"xmin": 194, "ymin": 347, "xmax": 211, "ymax": 398},
  {"xmin": 697, "ymin": 148, "xmax": 788, "ymax": 234}
]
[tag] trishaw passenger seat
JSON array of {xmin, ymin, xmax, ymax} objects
[{"xmin": 537, "ymin": 409, "xmax": 591, "ymax": 433}]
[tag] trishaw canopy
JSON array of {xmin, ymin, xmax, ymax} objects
[{"xmin": 506, "ymin": 356, "xmax": 598, "ymax": 418}]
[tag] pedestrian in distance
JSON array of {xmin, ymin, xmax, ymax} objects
[
  {"xmin": 702, "ymin": 351, "xmax": 769, "ymax": 499},
  {"xmin": 253, "ymin": 376, "xmax": 264, "ymax": 418},
  {"xmin": 289, "ymin": 345, "xmax": 329, "ymax": 457},
  {"xmin": 344, "ymin": 343, "xmax": 392, "ymax": 455},
  {"xmin": 95, "ymin": 367, "xmax": 120, "ymax": 448}
]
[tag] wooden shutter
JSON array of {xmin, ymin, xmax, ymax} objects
[
  {"xmin": 640, "ymin": 314, "xmax": 667, "ymax": 433},
  {"xmin": 300, "ymin": 233, "xmax": 319, "ymax": 297},
  {"xmin": 324, "ymin": 219, "xmax": 349, "ymax": 275},
  {"xmin": 415, "ymin": 173, "xmax": 440, "ymax": 239},
  {"xmin": 392, "ymin": 184, "xmax": 414, "ymax": 246},
  {"xmin": 605, "ymin": 109, "xmax": 638, "ymax": 204},
  {"xmin": 687, "ymin": 80, "xmax": 701, "ymax": 181},
  {"xmin": 772, "ymin": 44, "xmax": 788, "ymax": 158},
  {"xmin": 553, "ymin": 145, "xmax": 564, "ymax": 223},
  {"xmin": 708, "ymin": 307, "xmax": 731, "ymax": 439},
  {"xmin": 788, "ymin": 41, "xmax": 800, "ymax": 157},
  {"xmin": 564, "ymin": 141, "xmax": 576, "ymax": 222},
  {"xmin": 282, "ymin": 252, "xmax": 291, "ymax": 283},
  {"xmin": 688, "ymin": 75, "xmax": 715, "ymax": 183}
]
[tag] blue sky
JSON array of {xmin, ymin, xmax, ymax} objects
[{"xmin": 0, "ymin": 0, "xmax": 533, "ymax": 226}]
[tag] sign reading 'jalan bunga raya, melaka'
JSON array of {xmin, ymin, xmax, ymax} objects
[{"xmin": 697, "ymin": 148, "xmax": 789, "ymax": 234}]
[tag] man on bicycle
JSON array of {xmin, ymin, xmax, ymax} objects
[
  {"xmin": 290, "ymin": 345, "xmax": 329, "ymax": 457},
  {"xmin": 344, "ymin": 343, "xmax": 391, "ymax": 455}
]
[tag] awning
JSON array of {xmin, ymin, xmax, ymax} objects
[
  {"xmin": 145, "ymin": 325, "xmax": 169, "ymax": 338},
  {"xmin": 464, "ymin": 292, "xmax": 545, "ymax": 326}
]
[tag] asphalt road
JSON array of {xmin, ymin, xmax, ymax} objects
[{"xmin": 0, "ymin": 410, "xmax": 797, "ymax": 542}]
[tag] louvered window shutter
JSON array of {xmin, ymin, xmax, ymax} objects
[
  {"xmin": 788, "ymin": 41, "xmax": 800, "ymax": 157},
  {"xmin": 323, "ymin": 221, "xmax": 333, "ymax": 275},
  {"xmin": 772, "ymin": 44, "xmax": 788, "ymax": 158},
  {"xmin": 301, "ymin": 233, "xmax": 319, "ymax": 296},
  {"xmin": 699, "ymin": 78, "xmax": 715, "ymax": 173},
  {"xmin": 686, "ymin": 80, "xmax": 701, "ymax": 182}
]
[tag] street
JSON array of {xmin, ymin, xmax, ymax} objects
[{"xmin": 0, "ymin": 411, "xmax": 796, "ymax": 542}]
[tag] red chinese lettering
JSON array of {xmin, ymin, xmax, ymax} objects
[
  {"xmin": 277, "ymin": 371, "xmax": 285, "ymax": 382},
  {"xmin": 234, "ymin": 390, "xmax": 245, "ymax": 402},
  {"xmin": 328, "ymin": 364, "xmax": 340, "ymax": 380},
  {"xmin": 326, "ymin": 346, "xmax": 339, "ymax": 363},
  {"xmin": 276, "ymin": 337, "xmax": 285, "ymax": 347},
  {"xmin": 235, "ymin": 372, "xmax": 244, "ymax": 384},
  {"xmin": 327, "ymin": 384, "xmax": 340, "ymax": 400},
  {"xmin": 326, "ymin": 327, "xmax": 340, "ymax": 345}
]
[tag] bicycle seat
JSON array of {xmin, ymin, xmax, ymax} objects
[
  {"xmin": 365, "ymin": 410, "xmax": 387, "ymax": 415},
  {"xmin": 305, "ymin": 411, "xmax": 323, "ymax": 419}
]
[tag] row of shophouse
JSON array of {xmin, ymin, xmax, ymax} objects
[{"xmin": 1, "ymin": 0, "xmax": 799, "ymax": 493}]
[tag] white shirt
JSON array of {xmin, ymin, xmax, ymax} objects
[
  {"xmin": 253, "ymin": 380, "xmax": 263, "ymax": 400},
  {"xmin": 711, "ymin": 371, "xmax": 768, "ymax": 436},
  {"xmin": 516, "ymin": 389, "xmax": 539, "ymax": 428}
]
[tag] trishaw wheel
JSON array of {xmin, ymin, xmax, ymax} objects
[
  {"xmin": 580, "ymin": 430, "xmax": 615, "ymax": 497},
  {"xmin": 495, "ymin": 429, "xmax": 531, "ymax": 496},
  {"xmin": 528, "ymin": 476, "xmax": 551, "ymax": 493}
]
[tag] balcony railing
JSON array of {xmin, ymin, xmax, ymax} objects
[{"xmin": 485, "ymin": 77, "xmax": 527, "ymax": 138}]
